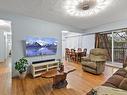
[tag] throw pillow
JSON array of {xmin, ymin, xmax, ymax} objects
[{"xmin": 119, "ymin": 78, "xmax": 127, "ymax": 90}]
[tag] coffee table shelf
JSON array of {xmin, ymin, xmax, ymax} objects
[
  {"xmin": 35, "ymin": 68, "xmax": 46, "ymax": 72},
  {"xmin": 31, "ymin": 61, "xmax": 59, "ymax": 78}
]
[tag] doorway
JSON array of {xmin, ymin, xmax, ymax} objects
[
  {"xmin": 0, "ymin": 19, "xmax": 12, "ymax": 63},
  {"xmin": 0, "ymin": 19, "xmax": 12, "ymax": 95}
]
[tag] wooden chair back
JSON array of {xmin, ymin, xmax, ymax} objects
[
  {"xmin": 78, "ymin": 48, "xmax": 82, "ymax": 52},
  {"xmin": 83, "ymin": 48, "xmax": 87, "ymax": 56}
]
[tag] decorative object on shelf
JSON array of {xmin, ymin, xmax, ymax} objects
[
  {"xmin": 58, "ymin": 64, "xmax": 64, "ymax": 72},
  {"xmin": 57, "ymin": 59, "xmax": 64, "ymax": 72},
  {"xmin": 64, "ymin": 0, "xmax": 112, "ymax": 17},
  {"xmin": 15, "ymin": 57, "xmax": 28, "ymax": 79}
]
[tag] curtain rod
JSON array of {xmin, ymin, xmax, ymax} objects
[{"xmin": 64, "ymin": 27, "xmax": 127, "ymax": 38}]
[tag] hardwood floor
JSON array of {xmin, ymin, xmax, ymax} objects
[
  {"xmin": 0, "ymin": 59, "xmax": 11, "ymax": 95},
  {"xmin": 12, "ymin": 62, "xmax": 118, "ymax": 95}
]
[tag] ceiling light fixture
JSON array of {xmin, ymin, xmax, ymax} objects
[
  {"xmin": 0, "ymin": 20, "xmax": 11, "ymax": 26},
  {"xmin": 64, "ymin": 0, "xmax": 112, "ymax": 17},
  {"xmin": 61, "ymin": 30, "xmax": 69, "ymax": 33}
]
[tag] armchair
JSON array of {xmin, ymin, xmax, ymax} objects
[{"xmin": 81, "ymin": 48, "xmax": 107, "ymax": 74}]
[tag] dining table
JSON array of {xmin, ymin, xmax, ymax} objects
[{"xmin": 75, "ymin": 51, "xmax": 84, "ymax": 62}]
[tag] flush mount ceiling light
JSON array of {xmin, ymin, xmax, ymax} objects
[
  {"xmin": 64, "ymin": 0, "xmax": 112, "ymax": 17},
  {"xmin": 62, "ymin": 30, "xmax": 69, "ymax": 33}
]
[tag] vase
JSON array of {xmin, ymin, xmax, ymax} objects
[{"xmin": 19, "ymin": 71, "xmax": 27, "ymax": 79}]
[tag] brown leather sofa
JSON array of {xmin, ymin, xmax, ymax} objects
[
  {"xmin": 81, "ymin": 48, "xmax": 107, "ymax": 74},
  {"xmin": 102, "ymin": 68, "xmax": 127, "ymax": 90},
  {"xmin": 87, "ymin": 67, "xmax": 127, "ymax": 95}
]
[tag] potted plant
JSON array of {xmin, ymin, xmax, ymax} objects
[{"xmin": 15, "ymin": 57, "xmax": 28, "ymax": 79}]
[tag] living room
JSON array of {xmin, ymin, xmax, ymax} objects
[{"xmin": 0, "ymin": 0, "xmax": 127, "ymax": 95}]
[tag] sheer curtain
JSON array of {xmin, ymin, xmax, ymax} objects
[
  {"xmin": 65, "ymin": 34, "xmax": 95, "ymax": 52},
  {"xmin": 65, "ymin": 35, "xmax": 82, "ymax": 49},
  {"xmin": 62, "ymin": 33, "xmax": 95, "ymax": 57}
]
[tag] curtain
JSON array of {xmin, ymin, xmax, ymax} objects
[
  {"xmin": 65, "ymin": 36, "xmax": 82, "ymax": 49},
  {"xmin": 95, "ymin": 33, "xmax": 112, "ymax": 60}
]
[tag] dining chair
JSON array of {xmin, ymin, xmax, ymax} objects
[
  {"xmin": 82, "ymin": 48, "xmax": 87, "ymax": 56},
  {"xmin": 65, "ymin": 48, "xmax": 70, "ymax": 61},
  {"xmin": 70, "ymin": 49, "xmax": 76, "ymax": 62},
  {"xmin": 78, "ymin": 48, "xmax": 82, "ymax": 52}
]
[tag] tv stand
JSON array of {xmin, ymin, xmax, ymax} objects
[{"xmin": 31, "ymin": 61, "xmax": 59, "ymax": 78}]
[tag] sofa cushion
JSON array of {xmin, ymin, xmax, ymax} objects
[
  {"xmin": 113, "ymin": 69, "xmax": 127, "ymax": 77},
  {"xmin": 81, "ymin": 57, "xmax": 90, "ymax": 61},
  {"xmin": 105, "ymin": 75, "xmax": 124, "ymax": 88},
  {"xmin": 87, "ymin": 69, "xmax": 127, "ymax": 95},
  {"xmin": 82, "ymin": 66, "xmax": 97, "ymax": 74},
  {"xmin": 119, "ymin": 78, "xmax": 127, "ymax": 90},
  {"xmin": 102, "ymin": 82, "xmax": 117, "ymax": 88},
  {"xmin": 90, "ymin": 54, "xmax": 106, "ymax": 61},
  {"xmin": 90, "ymin": 48, "xmax": 107, "ymax": 55},
  {"xmin": 124, "ymin": 66, "xmax": 127, "ymax": 71},
  {"xmin": 83, "ymin": 62, "xmax": 97, "ymax": 69}
]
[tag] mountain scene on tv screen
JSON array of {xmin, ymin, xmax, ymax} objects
[{"xmin": 25, "ymin": 37, "xmax": 58, "ymax": 57}]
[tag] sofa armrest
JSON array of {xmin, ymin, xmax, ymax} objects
[{"xmin": 81, "ymin": 56, "xmax": 90, "ymax": 61}]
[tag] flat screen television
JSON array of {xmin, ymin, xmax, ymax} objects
[{"xmin": 25, "ymin": 37, "xmax": 58, "ymax": 57}]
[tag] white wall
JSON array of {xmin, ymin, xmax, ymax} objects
[
  {"xmin": 0, "ymin": 31, "xmax": 5, "ymax": 62},
  {"xmin": 0, "ymin": 11, "xmax": 83, "ymax": 77}
]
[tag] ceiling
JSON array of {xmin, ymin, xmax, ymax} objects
[{"xmin": 0, "ymin": 0, "xmax": 127, "ymax": 31}]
